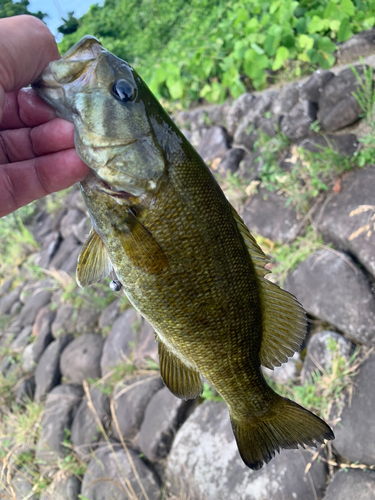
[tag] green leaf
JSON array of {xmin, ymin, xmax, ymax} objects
[
  {"xmin": 272, "ymin": 46, "xmax": 289, "ymax": 71},
  {"xmin": 264, "ymin": 35, "xmax": 277, "ymax": 56},
  {"xmin": 317, "ymin": 51, "xmax": 336, "ymax": 69},
  {"xmin": 298, "ymin": 34, "xmax": 314, "ymax": 51},
  {"xmin": 329, "ymin": 19, "xmax": 341, "ymax": 31},
  {"xmin": 167, "ymin": 78, "xmax": 184, "ymax": 99},
  {"xmin": 318, "ymin": 36, "xmax": 336, "ymax": 53},
  {"xmin": 308, "ymin": 16, "xmax": 329, "ymax": 33},
  {"xmin": 341, "ymin": 0, "xmax": 355, "ymax": 16},
  {"xmin": 338, "ymin": 17, "xmax": 353, "ymax": 42},
  {"xmin": 246, "ymin": 18, "xmax": 259, "ymax": 33}
]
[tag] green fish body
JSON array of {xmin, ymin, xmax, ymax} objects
[{"xmin": 33, "ymin": 36, "xmax": 333, "ymax": 469}]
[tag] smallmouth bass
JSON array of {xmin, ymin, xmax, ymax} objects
[{"xmin": 33, "ymin": 36, "xmax": 333, "ymax": 470}]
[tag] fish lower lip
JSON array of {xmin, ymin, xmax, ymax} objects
[{"xmin": 98, "ymin": 188, "xmax": 132, "ymax": 199}]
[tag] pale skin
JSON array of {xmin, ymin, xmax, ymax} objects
[{"xmin": 0, "ymin": 15, "xmax": 90, "ymax": 218}]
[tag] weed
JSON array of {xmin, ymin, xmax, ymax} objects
[
  {"xmin": 256, "ymin": 227, "xmax": 324, "ymax": 285},
  {"xmin": 201, "ymin": 383, "xmax": 223, "ymax": 402}
]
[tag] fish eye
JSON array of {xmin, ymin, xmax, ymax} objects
[{"xmin": 111, "ymin": 80, "xmax": 136, "ymax": 102}]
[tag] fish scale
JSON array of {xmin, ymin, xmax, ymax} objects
[{"xmin": 33, "ymin": 35, "xmax": 334, "ymax": 470}]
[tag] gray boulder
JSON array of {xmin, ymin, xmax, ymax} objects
[
  {"xmin": 263, "ymin": 352, "xmax": 300, "ymax": 385},
  {"xmin": 336, "ymin": 28, "xmax": 375, "ymax": 64},
  {"xmin": 75, "ymin": 307, "xmax": 100, "ymax": 334},
  {"xmin": 112, "ymin": 373, "xmax": 163, "ymax": 442},
  {"xmin": 60, "ymin": 333, "xmax": 104, "ymax": 384},
  {"xmin": 15, "ymin": 376, "xmax": 36, "ymax": 405},
  {"xmin": 37, "ymin": 231, "xmax": 61, "ymax": 269},
  {"xmin": 36, "ymin": 384, "xmax": 83, "ymax": 467},
  {"xmin": 0, "ymin": 285, "xmax": 21, "ymax": 315},
  {"xmin": 285, "ymin": 249, "xmax": 375, "ymax": 346},
  {"xmin": 226, "ymin": 92, "xmax": 255, "ymax": 137},
  {"xmin": 81, "ymin": 444, "xmax": 161, "ymax": 500},
  {"xmin": 139, "ymin": 386, "xmax": 198, "ymax": 461},
  {"xmin": 40, "ymin": 475, "xmax": 81, "ymax": 500},
  {"xmin": 34, "ymin": 334, "xmax": 73, "ymax": 402},
  {"xmin": 167, "ymin": 401, "xmax": 327, "ymax": 500},
  {"xmin": 281, "ymin": 100, "xmax": 317, "ymax": 140},
  {"xmin": 18, "ymin": 289, "xmax": 51, "ymax": 327},
  {"xmin": 216, "ymin": 148, "xmax": 246, "ymax": 177},
  {"xmin": 134, "ymin": 318, "xmax": 159, "ymax": 368},
  {"xmin": 300, "ymin": 70, "xmax": 335, "ymax": 104},
  {"xmin": 196, "ymin": 126, "xmax": 229, "ymax": 165},
  {"xmin": 49, "ymin": 234, "xmax": 81, "ymax": 273},
  {"xmin": 334, "ymin": 353, "xmax": 375, "ymax": 465},
  {"xmin": 299, "ymin": 133, "xmax": 358, "ymax": 156},
  {"xmin": 32, "ymin": 308, "xmax": 55, "ymax": 362},
  {"xmin": 98, "ymin": 298, "xmax": 121, "ymax": 330},
  {"xmin": 242, "ymin": 187, "xmax": 299, "ymax": 243},
  {"xmin": 100, "ymin": 308, "xmax": 141, "ymax": 376},
  {"xmin": 324, "ymin": 469, "xmax": 375, "ymax": 500},
  {"xmin": 318, "ymin": 66, "xmax": 367, "ymax": 131},
  {"xmin": 51, "ymin": 304, "xmax": 76, "ymax": 338},
  {"xmin": 271, "ymin": 82, "xmax": 300, "ymax": 116},
  {"xmin": 71, "ymin": 385, "xmax": 110, "ymax": 460},
  {"xmin": 22, "ymin": 343, "xmax": 36, "ymax": 373},
  {"xmin": 12, "ymin": 468, "xmax": 38, "ymax": 500},
  {"xmin": 60, "ymin": 208, "xmax": 86, "ymax": 239},
  {"xmin": 301, "ymin": 331, "xmax": 354, "ymax": 384},
  {"xmin": 318, "ymin": 166, "xmax": 375, "ymax": 279}
]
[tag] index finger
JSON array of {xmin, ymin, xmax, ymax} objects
[{"xmin": 0, "ymin": 15, "xmax": 60, "ymax": 121}]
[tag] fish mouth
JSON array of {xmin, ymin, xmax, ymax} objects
[{"xmin": 96, "ymin": 179, "xmax": 133, "ymax": 200}]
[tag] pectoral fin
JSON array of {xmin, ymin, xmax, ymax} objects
[
  {"xmin": 117, "ymin": 209, "xmax": 168, "ymax": 274},
  {"xmin": 76, "ymin": 228, "xmax": 112, "ymax": 288},
  {"xmin": 159, "ymin": 341, "xmax": 203, "ymax": 400}
]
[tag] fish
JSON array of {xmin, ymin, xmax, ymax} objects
[{"xmin": 33, "ymin": 36, "xmax": 334, "ymax": 470}]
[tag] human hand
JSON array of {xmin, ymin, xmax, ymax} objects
[{"xmin": 0, "ymin": 15, "xmax": 90, "ymax": 218}]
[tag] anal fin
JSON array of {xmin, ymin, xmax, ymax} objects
[
  {"xmin": 76, "ymin": 228, "xmax": 112, "ymax": 288},
  {"xmin": 158, "ymin": 342, "xmax": 203, "ymax": 400}
]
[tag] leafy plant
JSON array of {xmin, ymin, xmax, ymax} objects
[
  {"xmin": 58, "ymin": 0, "xmax": 375, "ymax": 104},
  {"xmin": 201, "ymin": 382, "xmax": 223, "ymax": 402}
]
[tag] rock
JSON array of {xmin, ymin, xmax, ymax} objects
[
  {"xmin": 98, "ymin": 298, "xmax": 120, "ymax": 330},
  {"xmin": 317, "ymin": 166, "xmax": 375, "ymax": 279},
  {"xmin": 75, "ymin": 308, "xmax": 100, "ymax": 334},
  {"xmin": 299, "ymin": 133, "xmax": 358, "ymax": 156},
  {"xmin": 100, "ymin": 308, "xmax": 141, "ymax": 376},
  {"xmin": 12, "ymin": 468, "xmax": 38, "ymax": 500},
  {"xmin": 60, "ymin": 333, "xmax": 105, "ymax": 384},
  {"xmin": 15, "ymin": 376, "xmax": 36, "ymax": 405},
  {"xmin": 81, "ymin": 444, "xmax": 162, "ymax": 500},
  {"xmin": 263, "ymin": 352, "xmax": 300, "ymax": 385},
  {"xmin": 34, "ymin": 334, "xmax": 73, "ymax": 402},
  {"xmin": 32, "ymin": 308, "xmax": 55, "ymax": 362},
  {"xmin": 134, "ymin": 319, "xmax": 159, "ymax": 368},
  {"xmin": 36, "ymin": 231, "xmax": 61, "ymax": 269},
  {"xmin": 60, "ymin": 208, "xmax": 86, "ymax": 239},
  {"xmin": 0, "ymin": 278, "xmax": 13, "ymax": 297},
  {"xmin": 69, "ymin": 188, "xmax": 87, "ymax": 213},
  {"xmin": 301, "ymin": 331, "xmax": 354, "ymax": 384},
  {"xmin": 139, "ymin": 386, "xmax": 197, "ymax": 462},
  {"xmin": 177, "ymin": 103, "xmax": 229, "ymax": 132},
  {"xmin": 0, "ymin": 286, "xmax": 21, "ymax": 315},
  {"xmin": 271, "ymin": 82, "xmax": 300, "ymax": 115},
  {"xmin": 226, "ymin": 93, "xmax": 255, "ymax": 137},
  {"xmin": 196, "ymin": 126, "xmax": 229, "ymax": 165},
  {"xmin": 40, "ymin": 475, "xmax": 82, "ymax": 500},
  {"xmin": 71, "ymin": 385, "xmax": 110, "ymax": 460},
  {"xmin": 72, "ymin": 216, "xmax": 91, "ymax": 244},
  {"xmin": 9, "ymin": 300, "xmax": 21, "ymax": 316},
  {"xmin": 324, "ymin": 469, "xmax": 375, "ymax": 500},
  {"xmin": 284, "ymin": 249, "xmax": 375, "ymax": 346},
  {"xmin": 280, "ymin": 100, "xmax": 317, "ymax": 140},
  {"xmin": 237, "ymin": 151, "xmax": 264, "ymax": 182},
  {"xmin": 300, "ymin": 70, "xmax": 335, "ymax": 104},
  {"xmin": 112, "ymin": 373, "xmax": 163, "ymax": 442},
  {"xmin": 18, "ymin": 289, "xmax": 51, "ymax": 327},
  {"xmin": 334, "ymin": 353, "xmax": 375, "ymax": 465},
  {"xmin": 36, "ymin": 384, "xmax": 83, "ymax": 467},
  {"xmin": 336, "ymin": 28, "xmax": 375, "ymax": 64},
  {"xmin": 234, "ymin": 92, "xmax": 277, "ymax": 150},
  {"xmin": 51, "ymin": 304, "xmax": 76, "ymax": 338},
  {"xmin": 167, "ymin": 401, "xmax": 327, "ymax": 500},
  {"xmin": 49, "ymin": 234, "xmax": 81, "ymax": 272},
  {"xmin": 11, "ymin": 325, "xmax": 32, "ymax": 350},
  {"xmin": 22, "ymin": 343, "xmax": 36, "ymax": 373},
  {"xmin": 318, "ymin": 66, "xmax": 367, "ymax": 131},
  {"xmin": 241, "ymin": 187, "xmax": 299, "ymax": 243},
  {"xmin": 215, "ymin": 148, "xmax": 246, "ymax": 177}
]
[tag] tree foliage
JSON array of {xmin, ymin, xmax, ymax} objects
[
  {"xmin": 0, "ymin": 0, "xmax": 45, "ymax": 20},
  {"xmin": 58, "ymin": 0, "xmax": 375, "ymax": 104}
]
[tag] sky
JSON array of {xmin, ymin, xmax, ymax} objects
[{"xmin": 28, "ymin": 0, "xmax": 104, "ymax": 41}]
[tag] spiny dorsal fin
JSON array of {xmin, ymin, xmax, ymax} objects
[
  {"xmin": 76, "ymin": 228, "xmax": 113, "ymax": 288},
  {"xmin": 230, "ymin": 206, "xmax": 306, "ymax": 368},
  {"xmin": 230, "ymin": 206, "xmax": 269, "ymax": 278},
  {"xmin": 158, "ymin": 341, "xmax": 203, "ymax": 400},
  {"xmin": 117, "ymin": 209, "xmax": 168, "ymax": 274}
]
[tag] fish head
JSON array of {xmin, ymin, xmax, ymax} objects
[{"xmin": 33, "ymin": 36, "xmax": 167, "ymax": 199}]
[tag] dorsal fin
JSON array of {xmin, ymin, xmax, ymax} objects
[
  {"xmin": 158, "ymin": 341, "xmax": 203, "ymax": 400},
  {"xmin": 117, "ymin": 209, "xmax": 168, "ymax": 274},
  {"xmin": 230, "ymin": 206, "xmax": 307, "ymax": 369},
  {"xmin": 76, "ymin": 228, "xmax": 113, "ymax": 288}
]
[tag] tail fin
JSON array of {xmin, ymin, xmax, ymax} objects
[{"xmin": 231, "ymin": 396, "xmax": 334, "ymax": 470}]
